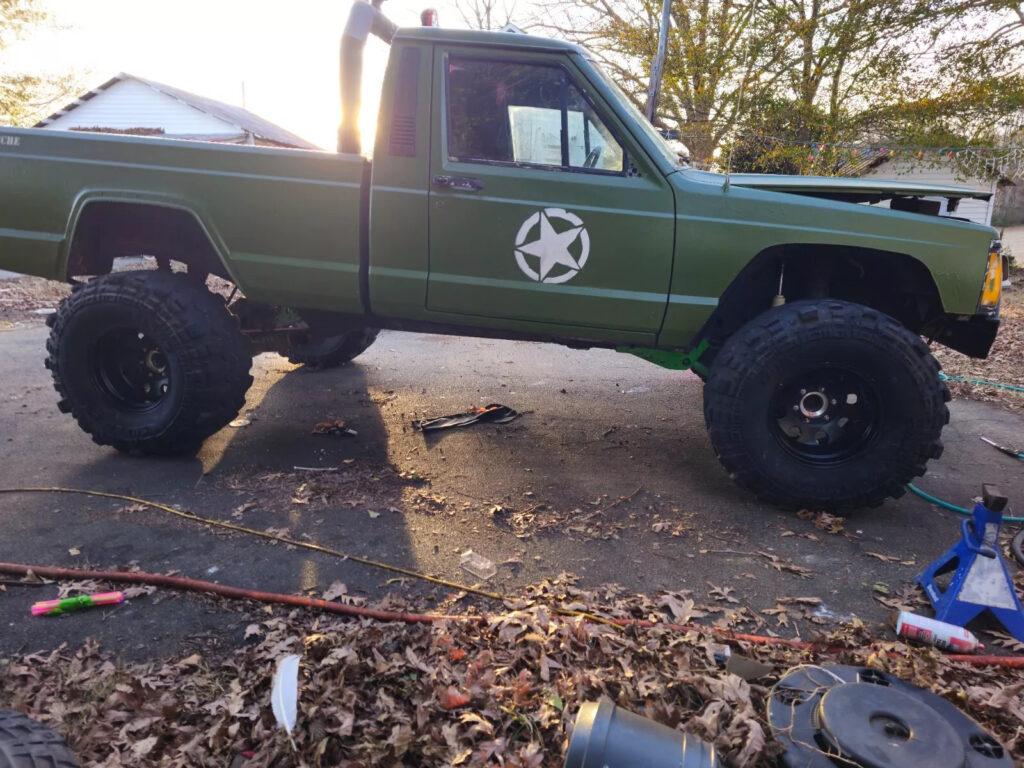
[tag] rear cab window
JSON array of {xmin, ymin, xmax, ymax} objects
[{"xmin": 446, "ymin": 57, "xmax": 625, "ymax": 173}]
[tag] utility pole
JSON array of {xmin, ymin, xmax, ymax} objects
[{"xmin": 644, "ymin": 0, "xmax": 671, "ymax": 123}]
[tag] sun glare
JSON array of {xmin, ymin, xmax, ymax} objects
[{"xmin": 5, "ymin": 0, "xmax": 471, "ymax": 154}]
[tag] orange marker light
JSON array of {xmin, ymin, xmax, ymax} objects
[{"xmin": 979, "ymin": 250, "xmax": 1002, "ymax": 309}]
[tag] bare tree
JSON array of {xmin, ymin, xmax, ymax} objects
[
  {"xmin": 536, "ymin": 0, "xmax": 794, "ymax": 162},
  {"xmin": 454, "ymin": 0, "xmax": 521, "ymax": 30}
]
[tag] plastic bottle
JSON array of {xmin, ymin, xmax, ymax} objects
[{"xmin": 895, "ymin": 611, "xmax": 984, "ymax": 652}]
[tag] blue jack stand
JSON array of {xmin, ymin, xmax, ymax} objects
[{"xmin": 916, "ymin": 484, "xmax": 1024, "ymax": 642}]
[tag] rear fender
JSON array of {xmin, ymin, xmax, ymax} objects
[{"xmin": 60, "ymin": 190, "xmax": 242, "ymax": 286}]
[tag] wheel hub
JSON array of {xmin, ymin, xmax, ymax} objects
[
  {"xmin": 772, "ymin": 367, "xmax": 878, "ymax": 464},
  {"xmin": 93, "ymin": 329, "xmax": 171, "ymax": 410},
  {"xmin": 798, "ymin": 389, "xmax": 829, "ymax": 419}
]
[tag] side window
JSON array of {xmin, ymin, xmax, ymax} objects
[{"xmin": 447, "ymin": 56, "xmax": 625, "ymax": 173}]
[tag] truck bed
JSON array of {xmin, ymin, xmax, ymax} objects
[{"xmin": 0, "ymin": 127, "xmax": 367, "ymax": 313}]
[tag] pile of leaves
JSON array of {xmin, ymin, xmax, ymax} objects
[
  {"xmin": 933, "ymin": 281, "xmax": 1024, "ymax": 412},
  {"xmin": 0, "ymin": 275, "xmax": 69, "ymax": 324},
  {"xmin": 1, "ymin": 576, "xmax": 1021, "ymax": 767},
  {"xmin": 0, "ymin": 269, "xmax": 235, "ymax": 326}
]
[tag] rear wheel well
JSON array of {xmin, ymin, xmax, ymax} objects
[
  {"xmin": 699, "ymin": 245, "xmax": 945, "ymax": 347},
  {"xmin": 66, "ymin": 201, "xmax": 228, "ymax": 280}
]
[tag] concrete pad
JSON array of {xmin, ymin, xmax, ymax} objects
[{"xmin": 999, "ymin": 224, "xmax": 1024, "ymax": 258}]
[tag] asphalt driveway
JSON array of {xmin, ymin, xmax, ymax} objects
[{"xmin": 1, "ymin": 324, "xmax": 1022, "ymax": 659}]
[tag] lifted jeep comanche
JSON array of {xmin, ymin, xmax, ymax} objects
[{"xmin": 0, "ymin": 3, "xmax": 1004, "ymax": 510}]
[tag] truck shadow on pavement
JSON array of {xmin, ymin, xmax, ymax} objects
[{"xmin": 0, "ymin": 353, "xmax": 426, "ymax": 659}]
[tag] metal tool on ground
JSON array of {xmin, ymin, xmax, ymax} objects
[
  {"xmin": 981, "ymin": 435, "xmax": 1024, "ymax": 461},
  {"xmin": 768, "ymin": 664, "xmax": 1013, "ymax": 767},
  {"xmin": 564, "ymin": 697, "xmax": 717, "ymax": 768},
  {"xmin": 916, "ymin": 484, "xmax": 1024, "ymax": 642},
  {"xmin": 411, "ymin": 404, "xmax": 519, "ymax": 432}
]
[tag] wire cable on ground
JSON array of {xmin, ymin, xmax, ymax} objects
[
  {"xmin": 0, "ymin": 486, "xmax": 505, "ymax": 597},
  {"xmin": 2, "ymin": 560, "xmax": 1020, "ymax": 667},
  {"xmin": 6, "ymin": 488, "xmax": 1024, "ymax": 665},
  {"xmin": 0, "ymin": 487, "xmax": 617, "ymax": 627}
]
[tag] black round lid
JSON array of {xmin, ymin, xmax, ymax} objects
[{"xmin": 818, "ymin": 683, "xmax": 964, "ymax": 768}]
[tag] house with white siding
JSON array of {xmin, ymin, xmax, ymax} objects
[
  {"xmin": 855, "ymin": 157, "xmax": 1002, "ymax": 226},
  {"xmin": 34, "ymin": 73, "xmax": 320, "ymax": 150}
]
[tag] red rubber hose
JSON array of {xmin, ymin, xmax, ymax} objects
[
  {"xmin": 4, "ymin": 562, "xmax": 1022, "ymax": 667},
  {"xmin": 0, "ymin": 562, "xmax": 475, "ymax": 625}
]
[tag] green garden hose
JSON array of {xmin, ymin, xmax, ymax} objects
[
  {"xmin": 907, "ymin": 373, "xmax": 1024, "ymax": 521},
  {"xmin": 907, "ymin": 483, "xmax": 1024, "ymax": 522},
  {"xmin": 938, "ymin": 372, "xmax": 1024, "ymax": 394}
]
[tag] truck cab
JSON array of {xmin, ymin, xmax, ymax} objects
[{"xmin": 369, "ymin": 29, "xmax": 679, "ymax": 345}]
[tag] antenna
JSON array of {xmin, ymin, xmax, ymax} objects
[
  {"xmin": 723, "ymin": 131, "xmax": 735, "ymax": 191},
  {"xmin": 723, "ymin": 82, "xmax": 742, "ymax": 192},
  {"xmin": 724, "ymin": 0, "xmax": 757, "ymax": 191}
]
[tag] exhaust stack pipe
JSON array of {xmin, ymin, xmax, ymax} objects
[
  {"xmin": 339, "ymin": 1, "xmax": 398, "ymax": 154},
  {"xmin": 564, "ymin": 698, "xmax": 717, "ymax": 768}
]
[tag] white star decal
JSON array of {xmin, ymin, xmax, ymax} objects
[{"xmin": 513, "ymin": 208, "xmax": 590, "ymax": 284}]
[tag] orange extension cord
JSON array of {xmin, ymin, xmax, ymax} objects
[{"xmin": 2, "ymin": 561, "xmax": 1022, "ymax": 668}]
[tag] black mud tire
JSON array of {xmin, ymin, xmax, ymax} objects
[
  {"xmin": 45, "ymin": 271, "xmax": 253, "ymax": 455},
  {"xmin": 286, "ymin": 327, "xmax": 379, "ymax": 369},
  {"xmin": 703, "ymin": 299, "xmax": 949, "ymax": 510},
  {"xmin": 0, "ymin": 710, "xmax": 80, "ymax": 768}
]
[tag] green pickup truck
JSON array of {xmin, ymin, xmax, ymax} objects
[{"xmin": 0, "ymin": 5, "xmax": 1004, "ymax": 510}]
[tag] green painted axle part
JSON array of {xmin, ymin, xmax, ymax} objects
[{"xmin": 617, "ymin": 338, "xmax": 710, "ymax": 377}]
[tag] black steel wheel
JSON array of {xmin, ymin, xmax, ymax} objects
[
  {"xmin": 771, "ymin": 366, "xmax": 880, "ymax": 464},
  {"xmin": 704, "ymin": 299, "xmax": 949, "ymax": 510},
  {"xmin": 0, "ymin": 710, "xmax": 79, "ymax": 768},
  {"xmin": 91, "ymin": 328, "xmax": 172, "ymax": 410},
  {"xmin": 1011, "ymin": 527, "xmax": 1024, "ymax": 568},
  {"xmin": 46, "ymin": 271, "xmax": 253, "ymax": 455},
  {"xmin": 287, "ymin": 326, "xmax": 379, "ymax": 369}
]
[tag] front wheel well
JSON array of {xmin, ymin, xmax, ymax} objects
[
  {"xmin": 699, "ymin": 245, "xmax": 945, "ymax": 347},
  {"xmin": 65, "ymin": 201, "xmax": 229, "ymax": 280}
]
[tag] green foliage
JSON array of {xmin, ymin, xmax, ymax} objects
[
  {"xmin": 540, "ymin": 0, "xmax": 1024, "ymax": 171},
  {"xmin": 723, "ymin": 97, "xmax": 839, "ymax": 175},
  {"xmin": 0, "ymin": 0, "xmax": 74, "ymax": 126}
]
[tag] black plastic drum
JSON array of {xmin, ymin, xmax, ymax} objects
[{"xmin": 768, "ymin": 664, "xmax": 1012, "ymax": 767}]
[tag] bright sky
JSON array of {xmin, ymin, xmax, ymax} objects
[{"xmin": 4, "ymin": 0, "xmax": 486, "ymax": 151}]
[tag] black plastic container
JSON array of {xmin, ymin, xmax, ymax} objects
[{"xmin": 564, "ymin": 697, "xmax": 718, "ymax": 768}]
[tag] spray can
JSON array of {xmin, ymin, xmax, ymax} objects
[{"xmin": 895, "ymin": 611, "xmax": 984, "ymax": 653}]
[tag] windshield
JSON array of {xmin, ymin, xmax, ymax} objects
[{"xmin": 584, "ymin": 57, "xmax": 682, "ymax": 170}]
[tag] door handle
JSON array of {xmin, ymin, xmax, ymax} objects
[{"xmin": 432, "ymin": 174, "xmax": 484, "ymax": 192}]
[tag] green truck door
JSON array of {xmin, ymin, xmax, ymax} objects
[{"xmin": 427, "ymin": 49, "xmax": 675, "ymax": 336}]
